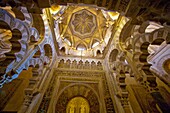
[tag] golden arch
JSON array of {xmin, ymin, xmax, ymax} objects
[{"xmin": 66, "ymin": 97, "xmax": 90, "ymax": 113}]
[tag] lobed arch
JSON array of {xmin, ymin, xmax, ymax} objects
[
  {"xmin": 10, "ymin": 6, "xmax": 42, "ymax": 49},
  {"xmin": 123, "ymin": 21, "xmax": 164, "ymax": 50},
  {"xmin": 133, "ymin": 28, "xmax": 169, "ymax": 60},
  {"xmin": 57, "ymin": 58, "xmax": 103, "ymax": 70},
  {"xmin": 28, "ymin": 58, "xmax": 44, "ymax": 70},
  {"xmin": 0, "ymin": 8, "xmax": 45, "ymax": 87},
  {"xmin": 0, "ymin": 9, "xmax": 29, "ymax": 62},
  {"xmin": 58, "ymin": 58, "xmax": 102, "ymax": 64},
  {"xmin": 0, "ymin": 22, "xmax": 22, "ymax": 77},
  {"xmin": 108, "ymin": 49, "xmax": 135, "ymax": 82},
  {"xmin": 132, "ymin": 28, "xmax": 169, "ymax": 83}
]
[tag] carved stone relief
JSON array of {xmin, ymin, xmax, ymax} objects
[
  {"xmin": 57, "ymin": 59, "xmax": 103, "ymax": 70},
  {"xmin": 54, "ymin": 69, "xmax": 115, "ymax": 113}
]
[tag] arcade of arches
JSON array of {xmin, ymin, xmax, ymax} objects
[{"xmin": 0, "ymin": 0, "xmax": 170, "ymax": 113}]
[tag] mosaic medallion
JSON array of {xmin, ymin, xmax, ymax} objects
[{"xmin": 70, "ymin": 9, "xmax": 97, "ymax": 38}]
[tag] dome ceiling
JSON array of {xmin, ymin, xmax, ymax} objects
[
  {"xmin": 70, "ymin": 9, "xmax": 97, "ymax": 38},
  {"xmin": 52, "ymin": 5, "xmax": 119, "ymax": 57}
]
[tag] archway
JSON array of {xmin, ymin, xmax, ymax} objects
[
  {"xmin": 55, "ymin": 84, "xmax": 100, "ymax": 113},
  {"xmin": 66, "ymin": 97, "xmax": 90, "ymax": 113},
  {"xmin": 0, "ymin": 20, "xmax": 22, "ymax": 77}
]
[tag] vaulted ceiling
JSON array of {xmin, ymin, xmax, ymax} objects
[{"xmin": 51, "ymin": 5, "xmax": 119, "ymax": 57}]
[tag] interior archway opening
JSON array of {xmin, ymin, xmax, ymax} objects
[{"xmin": 66, "ymin": 97, "xmax": 90, "ymax": 113}]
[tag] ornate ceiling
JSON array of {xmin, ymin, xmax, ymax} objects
[
  {"xmin": 51, "ymin": 5, "xmax": 119, "ymax": 58},
  {"xmin": 70, "ymin": 9, "xmax": 97, "ymax": 38}
]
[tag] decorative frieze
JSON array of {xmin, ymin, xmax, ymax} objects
[{"xmin": 57, "ymin": 59, "xmax": 103, "ymax": 70}]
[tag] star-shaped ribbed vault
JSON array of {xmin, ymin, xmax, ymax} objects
[
  {"xmin": 51, "ymin": 5, "xmax": 119, "ymax": 57},
  {"xmin": 70, "ymin": 9, "xmax": 97, "ymax": 38}
]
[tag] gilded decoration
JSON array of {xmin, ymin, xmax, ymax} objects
[
  {"xmin": 53, "ymin": 5, "xmax": 117, "ymax": 57},
  {"xmin": 70, "ymin": 9, "xmax": 97, "ymax": 38},
  {"xmin": 55, "ymin": 84, "xmax": 100, "ymax": 113},
  {"xmin": 66, "ymin": 97, "xmax": 90, "ymax": 113},
  {"xmin": 53, "ymin": 68, "xmax": 115, "ymax": 112}
]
